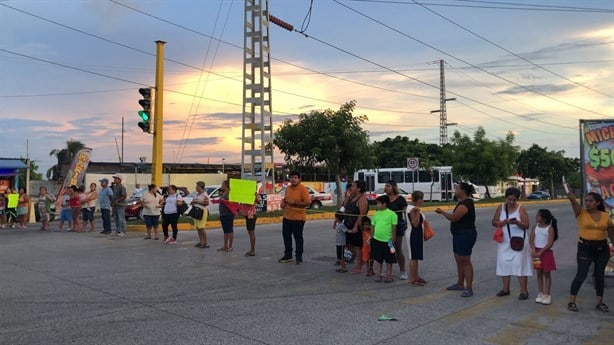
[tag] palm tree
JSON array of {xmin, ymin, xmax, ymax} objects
[{"xmin": 46, "ymin": 139, "xmax": 86, "ymax": 180}]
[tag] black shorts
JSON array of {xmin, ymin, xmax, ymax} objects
[
  {"xmin": 409, "ymin": 226, "xmax": 423, "ymax": 260},
  {"xmin": 245, "ymin": 215, "xmax": 257, "ymax": 231},
  {"xmin": 371, "ymin": 239, "xmax": 397, "ymax": 264},
  {"xmin": 452, "ymin": 229, "xmax": 477, "ymax": 256},
  {"xmin": 346, "ymin": 230, "xmax": 363, "ymax": 247}
]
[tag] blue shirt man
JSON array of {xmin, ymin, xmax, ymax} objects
[{"xmin": 98, "ymin": 178, "xmax": 113, "ymax": 234}]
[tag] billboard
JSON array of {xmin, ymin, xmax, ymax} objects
[{"xmin": 580, "ymin": 120, "xmax": 614, "ymax": 276}]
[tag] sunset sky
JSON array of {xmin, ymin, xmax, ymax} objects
[{"xmin": 1, "ymin": 0, "xmax": 612, "ymax": 177}]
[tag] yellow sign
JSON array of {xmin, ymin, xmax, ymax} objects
[
  {"xmin": 229, "ymin": 179, "xmax": 257, "ymax": 204},
  {"xmin": 7, "ymin": 194, "xmax": 18, "ymax": 208}
]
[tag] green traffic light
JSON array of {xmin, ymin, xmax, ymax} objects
[{"xmin": 138, "ymin": 110, "xmax": 150, "ymax": 121}]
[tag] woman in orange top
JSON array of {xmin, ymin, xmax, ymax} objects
[{"xmin": 566, "ymin": 188, "xmax": 614, "ymax": 313}]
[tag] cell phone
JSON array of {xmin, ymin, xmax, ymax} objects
[{"xmin": 510, "ymin": 217, "xmax": 517, "ymax": 221}]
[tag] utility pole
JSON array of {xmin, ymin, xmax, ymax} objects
[
  {"xmin": 241, "ymin": 0, "xmax": 276, "ymax": 192},
  {"xmin": 430, "ymin": 60, "xmax": 456, "ymax": 145},
  {"xmin": 151, "ymin": 40, "xmax": 165, "ymax": 186}
]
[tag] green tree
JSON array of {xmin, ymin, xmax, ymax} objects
[
  {"xmin": 47, "ymin": 139, "xmax": 86, "ymax": 180},
  {"xmin": 449, "ymin": 127, "xmax": 518, "ymax": 198},
  {"xmin": 274, "ymin": 101, "xmax": 374, "ymax": 205},
  {"xmin": 515, "ymin": 144, "xmax": 578, "ymax": 197},
  {"xmin": 16, "ymin": 158, "xmax": 43, "ymax": 188},
  {"xmin": 371, "ymin": 136, "xmax": 448, "ymax": 168}
]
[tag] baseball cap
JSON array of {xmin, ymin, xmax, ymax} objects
[
  {"xmin": 112, "ymin": 174, "xmax": 124, "ymax": 181},
  {"xmin": 99, "ymin": 178, "xmax": 109, "ymax": 183}
]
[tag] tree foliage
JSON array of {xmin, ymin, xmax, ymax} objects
[
  {"xmin": 515, "ymin": 144, "xmax": 579, "ymax": 197},
  {"xmin": 371, "ymin": 136, "xmax": 449, "ymax": 169},
  {"xmin": 274, "ymin": 101, "xmax": 373, "ymax": 204},
  {"xmin": 16, "ymin": 158, "xmax": 42, "ymax": 188},
  {"xmin": 448, "ymin": 127, "xmax": 518, "ymax": 196},
  {"xmin": 47, "ymin": 139, "xmax": 86, "ymax": 180}
]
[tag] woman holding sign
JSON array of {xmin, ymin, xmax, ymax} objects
[
  {"xmin": 218, "ymin": 180, "xmax": 234, "ymax": 252},
  {"xmin": 243, "ymin": 192, "xmax": 262, "ymax": 256}
]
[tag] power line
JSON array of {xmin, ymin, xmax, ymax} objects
[
  {"xmin": 411, "ymin": 0, "xmax": 613, "ymax": 99},
  {"xmin": 343, "ymin": 0, "xmax": 614, "ymax": 13},
  {"xmin": 330, "ymin": 0, "xmax": 610, "ymax": 122}
]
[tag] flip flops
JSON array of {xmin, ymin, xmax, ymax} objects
[
  {"xmin": 244, "ymin": 252, "xmax": 256, "ymax": 256},
  {"xmin": 595, "ymin": 303, "xmax": 609, "ymax": 312},
  {"xmin": 567, "ymin": 302, "xmax": 578, "ymax": 312},
  {"xmin": 409, "ymin": 280, "xmax": 425, "ymax": 286}
]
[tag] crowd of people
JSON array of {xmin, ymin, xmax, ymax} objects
[
  {"xmin": 1, "ymin": 172, "xmax": 613, "ymax": 312},
  {"xmin": 321, "ymin": 179, "xmax": 612, "ymax": 312}
]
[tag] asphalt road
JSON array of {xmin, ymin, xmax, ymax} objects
[{"xmin": 1, "ymin": 201, "xmax": 612, "ymax": 345}]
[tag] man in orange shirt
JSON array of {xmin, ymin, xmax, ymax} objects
[{"xmin": 279, "ymin": 171, "xmax": 312, "ymax": 265}]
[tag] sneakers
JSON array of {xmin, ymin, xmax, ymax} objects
[
  {"xmin": 541, "ymin": 294, "xmax": 552, "ymax": 305},
  {"xmin": 165, "ymin": 238, "xmax": 177, "ymax": 244},
  {"xmin": 535, "ymin": 293, "xmax": 545, "ymax": 304},
  {"xmin": 278, "ymin": 256, "xmax": 293, "ymax": 263},
  {"xmin": 399, "ymin": 272, "xmax": 408, "ymax": 280},
  {"xmin": 117, "ymin": 232, "xmax": 125, "ymax": 237},
  {"xmin": 295, "ymin": 259, "xmax": 303, "ymax": 265}
]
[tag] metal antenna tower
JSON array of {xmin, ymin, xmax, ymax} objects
[
  {"xmin": 430, "ymin": 60, "xmax": 456, "ymax": 145},
  {"xmin": 241, "ymin": 0, "xmax": 275, "ymax": 191}
]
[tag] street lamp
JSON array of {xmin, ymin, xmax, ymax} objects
[{"xmin": 222, "ymin": 158, "xmax": 225, "ymax": 173}]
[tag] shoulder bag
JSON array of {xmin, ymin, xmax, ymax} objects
[{"xmin": 506, "ymin": 204, "xmax": 525, "ymax": 251}]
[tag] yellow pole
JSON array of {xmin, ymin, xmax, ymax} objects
[{"xmin": 152, "ymin": 40, "xmax": 165, "ymax": 186}]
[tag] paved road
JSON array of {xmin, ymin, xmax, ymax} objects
[{"xmin": 1, "ymin": 201, "xmax": 612, "ymax": 345}]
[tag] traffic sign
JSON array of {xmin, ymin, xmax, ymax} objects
[{"xmin": 407, "ymin": 157, "xmax": 419, "ymax": 170}]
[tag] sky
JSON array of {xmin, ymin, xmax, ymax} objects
[{"xmin": 1, "ymin": 0, "xmax": 612, "ymax": 178}]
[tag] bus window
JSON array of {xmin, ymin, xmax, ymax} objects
[
  {"xmin": 432, "ymin": 170, "xmax": 440, "ymax": 183},
  {"xmin": 418, "ymin": 170, "xmax": 432, "ymax": 183},
  {"xmin": 391, "ymin": 171, "xmax": 404, "ymax": 184},
  {"xmin": 377, "ymin": 171, "xmax": 390, "ymax": 183},
  {"xmin": 358, "ymin": 172, "xmax": 364, "ymax": 181},
  {"xmin": 404, "ymin": 171, "xmax": 416, "ymax": 183}
]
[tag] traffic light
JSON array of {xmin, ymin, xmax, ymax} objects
[{"xmin": 138, "ymin": 87, "xmax": 152, "ymax": 133}]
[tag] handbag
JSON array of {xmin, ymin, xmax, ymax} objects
[
  {"xmin": 188, "ymin": 206, "xmax": 204, "ymax": 220},
  {"xmin": 493, "ymin": 223, "xmax": 503, "ymax": 243},
  {"xmin": 506, "ymin": 204, "xmax": 525, "ymax": 251},
  {"xmin": 177, "ymin": 201, "xmax": 188, "ymax": 215},
  {"xmin": 423, "ymin": 219, "xmax": 435, "ymax": 241}
]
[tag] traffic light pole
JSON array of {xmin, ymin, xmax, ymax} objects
[{"xmin": 151, "ymin": 40, "xmax": 165, "ymax": 186}]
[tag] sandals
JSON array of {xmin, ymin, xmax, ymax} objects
[
  {"xmin": 244, "ymin": 252, "xmax": 256, "ymax": 256},
  {"xmin": 595, "ymin": 303, "xmax": 609, "ymax": 312},
  {"xmin": 383, "ymin": 275, "xmax": 394, "ymax": 283},
  {"xmin": 461, "ymin": 289, "xmax": 474, "ymax": 298},
  {"xmin": 496, "ymin": 290, "xmax": 511, "ymax": 297},
  {"xmin": 446, "ymin": 284, "xmax": 465, "ymax": 291},
  {"xmin": 351, "ymin": 268, "xmax": 364, "ymax": 274},
  {"xmin": 374, "ymin": 275, "xmax": 383, "ymax": 282},
  {"xmin": 567, "ymin": 302, "xmax": 578, "ymax": 312},
  {"xmin": 335, "ymin": 268, "xmax": 348, "ymax": 273},
  {"xmin": 417, "ymin": 278, "xmax": 428, "ymax": 285},
  {"xmin": 409, "ymin": 280, "xmax": 425, "ymax": 286}
]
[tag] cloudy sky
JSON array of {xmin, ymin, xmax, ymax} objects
[{"xmin": 1, "ymin": 0, "xmax": 612, "ymax": 177}]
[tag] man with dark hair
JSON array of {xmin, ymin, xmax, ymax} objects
[{"xmin": 278, "ymin": 171, "xmax": 311, "ymax": 265}]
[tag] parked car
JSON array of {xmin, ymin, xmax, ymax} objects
[
  {"xmin": 277, "ymin": 185, "xmax": 335, "ymax": 209},
  {"xmin": 366, "ymin": 188, "xmax": 412, "ymax": 205},
  {"xmin": 205, "ymin": 185, "xmax": 222, "ymax": 215},
  {"xmin": 527, "ymin": 191, "xmax": 550, "ymax": 200}
]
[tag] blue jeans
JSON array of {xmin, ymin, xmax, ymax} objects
[
  {"xmin": 101, "ymin": 208, "xmax": 111, "ymax": 232},
  {"xmin": 113, "ymin": 207, "xmax": 126, "ymax": 233}
]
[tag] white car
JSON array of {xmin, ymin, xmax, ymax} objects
[{"xmin": 182, "ymin": 185, "xmax": 222, "ymax": 216}]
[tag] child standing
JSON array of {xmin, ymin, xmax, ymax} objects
[
  {"xmin": 333, "ymin": 208, "xmax": 348, "ymax": 272},
  {"xmin": 529, "ymin": 209, "xmax": 558, "ymax": 305},
  {"xmin": 361, "ymin": 217, "xmax": 374, "ymax": 276},
  {"xmin": 58, "ymin": 190, "xmax": 72, "ymax": 231},
  {"xmin": 371, "ymin": 196, "xmax": 398, "ymax": 283}
]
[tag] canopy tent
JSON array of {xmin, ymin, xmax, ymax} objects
[{"xmin": 0, "ymin": 159, "xmax": 28, "ymax": 176}]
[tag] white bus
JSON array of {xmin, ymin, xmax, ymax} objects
[{"xmin": 354, "ymin": 166, "xmax": 454, "ymax": 201}]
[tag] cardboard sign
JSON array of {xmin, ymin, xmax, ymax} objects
[{"xmin": 229, "ymin": 179, "xmax": 258, "ymax": 205}]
